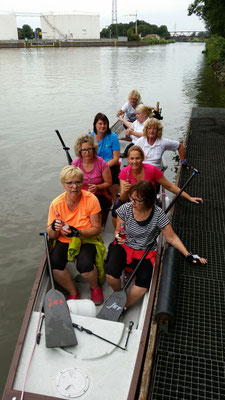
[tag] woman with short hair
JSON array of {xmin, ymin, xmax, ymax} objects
[
  {"xmin": 47, "ymin": 165, "xmax": 104, "ymax": 305},
  {"xmin": 136, "ymin": 118, "xmax": 186, "ymax": 169},
  {"xmin": 72, "ymin": 134, "xmax": 112, "ymax": 224},
  {"xmin": 116, "ymin": 89, "xmax": 143, "ymax": 122},
  {"xmin": 119, "ymin": 104, "xmax": 153, "ymax": 145},
  {"xmin": 106, "ymin": 180, "xmax": 207, "ymax": 308}
]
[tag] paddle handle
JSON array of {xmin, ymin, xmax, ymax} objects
[
  {"xmin": 40, "ymin": 233, "xmax": 55, "ymax": 289},
  {"xmin": 55, "ymin": 129, "xmax": 73, "ymax": 165}
]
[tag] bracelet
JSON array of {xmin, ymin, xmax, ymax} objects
[{"xmin": 180, "ymin": 159, "xmax": 187, "ymax": 164}]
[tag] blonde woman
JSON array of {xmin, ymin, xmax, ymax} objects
[
  {"xmin": 47, "ymin": 165, "xmax": 103, "ymax": 304},
  {"xmin": 136, "ymin": 118, "xmax": 186, "ymax": 169},
  {"xmin": 119, "ymin": 104, "xmax": 153, "ymax": 145},
  {"xmin": 116, "ymin": 89, "xmax": 143, "ymax": 122}
]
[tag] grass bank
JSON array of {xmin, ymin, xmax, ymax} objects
[{"xmin": 205, "ymin": 36, "xmax": 225, "ymax": 85}]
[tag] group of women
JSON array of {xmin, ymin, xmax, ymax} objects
[{"xmin": 47, "ymin": 90, "xmax": 207, "ymax": 308}]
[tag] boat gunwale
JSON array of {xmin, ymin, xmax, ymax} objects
[{"xmin": 2, "ymin": 253, "xmax": 47, "ymax": 399}]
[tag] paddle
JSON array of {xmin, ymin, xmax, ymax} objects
[
  {"xmin": 97, "ymin": 168, "xmax": 199, "ymax": 321},
  {"xmin": 40, "ymin": 232, "xmax": 77, "ymax": 348},
  {"xmin": 55, "ymin": 129, "xmax": 73, "ymax": 165}
]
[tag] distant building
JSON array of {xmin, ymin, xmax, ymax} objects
[
  {"xmin": 40, "ymin": 12, "xmax": 100, "ymax": 40},
  {"xmin": 0, "ymin": 12, "xmax": 18, "ymax": 40},
  {"xmin": 145, "ymin": 34, "xmax": 160, "ymax": 40}
]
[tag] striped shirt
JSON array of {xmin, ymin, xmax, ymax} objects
[{"xmin": 116, "ymin": 203, "xmax": 170, "ymax": 250}]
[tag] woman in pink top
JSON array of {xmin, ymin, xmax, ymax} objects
[
  {"xmin": 112, "ymin": 145, "xmax": 204, "ymax": 224},
  {"xmin": 72, "ymin": 134, "xmax": 112, "ymax": 224}
]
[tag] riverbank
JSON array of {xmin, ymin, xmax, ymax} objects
[
  {"xmin": 205, "ymin": 36, "xmax": 225, "ymax": 86},
  {"xmin": 210, "ymin": 60, "xmax": 225, "ymax": 85},
  {"xmin": 0, "ymin": 39, "xmax": 166, "ymax": 48}
]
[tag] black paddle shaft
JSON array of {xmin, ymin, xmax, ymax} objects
[
  {"xmin": 55, "ymin": 129, "xmax": 73, "ymax": 165},
  {"xmin": 40, "ymin": 232, "xmax": 54, "ymax": 289}
]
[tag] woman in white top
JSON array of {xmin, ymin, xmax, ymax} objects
[
  {"xmin": 116, "ymin": 89, "xmax": 143, "ymax": 123},
  {"xmin": 136, "ymin": 118, "xmax": 186, "ymax": 169},
  {"xmin": 119, "ymin": 104, "xmax": 153, "ymax": 145}
]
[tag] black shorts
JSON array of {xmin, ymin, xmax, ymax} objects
[
  {"xmin": 105, "ymin": 243, "xmax": 153, "ymax": 289},
  {"xmin": 110, "ymin": 165, "xmax": 119, "ymax": 185},
  {"xmin": 51, "ymin": 240, "xmax": 96, "ymax": 273}
]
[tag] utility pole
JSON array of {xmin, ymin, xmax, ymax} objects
[{"xmin": 112, "ymin": 0, "xmax": 117, "ymax": 25}]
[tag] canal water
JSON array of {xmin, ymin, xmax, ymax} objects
[{"xmin": 1, "ymin": 42, "xmax": 225, "ymax": 394}]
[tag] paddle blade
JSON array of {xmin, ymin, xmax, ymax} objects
[
  {"xmin": 97, "ymin": 290, "xmax": 127, "ymax": 322},
  {"xmin": 44, "ymin": 288, "xmax": 77, "ymax": 348}
]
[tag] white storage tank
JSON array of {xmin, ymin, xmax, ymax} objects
[
  {"xmin": 40, "ymin": 12, "xmax": 100, "ymax": 40},
  {"xmin": 0, "ymin": 12, "xmax": 18, "ymax": 40}
]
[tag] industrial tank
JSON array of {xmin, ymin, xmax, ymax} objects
[
  {"xmin": 0, "ymin": 13, "xmax": 18, "ymax": 40},
  {"xmin": 40, "ymin": 12, "xmax": 100, "ymax": 40}
]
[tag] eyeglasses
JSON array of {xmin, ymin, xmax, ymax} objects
[
  {"xmin": 129, "ymin": 195, "xmax": 144, "ymax": 204},
  {"xmin": 65, "ymin": 181, "xmax": 82, "ymax": 187},
  {"xmin": 80, "ymin": 148, "xmax": 94, "ymax": 153}
]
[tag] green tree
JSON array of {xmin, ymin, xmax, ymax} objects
[
  {"xmin": 188, "ymin": 0, "xmax": 225, "ymax": 37},
  {"xmin": 127, "ymin": 27, "xmax": 140, "ymax": 41},
  {"xmin": 100, "ymin": 20, "xmax": 169, "ymax": 40},
  {"xmin": 157, "ymin": 25, "xmax": 169, "ymax": 37},
  {"xmin": 22, "ymin": 24, "xmax": 34, "ymax": 39}
]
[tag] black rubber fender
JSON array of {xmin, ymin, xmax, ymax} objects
[{"xmin": 154, "ymin": 246, "xmax": 179, "ymax": 330}]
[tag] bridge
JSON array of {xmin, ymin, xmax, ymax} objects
[{"xmin": 167, "ymin": 31, "xmax": 210, "ymax": 41}]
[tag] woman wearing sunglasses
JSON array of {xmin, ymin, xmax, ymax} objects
[
  {"xmin": 105, "ymin": 180, "xmax": 207, "ymax": 308},
  {"xmin": 47, "ymin": 165, "xmax": 104, "ymax": 305},
  {"xmin": 72, "ymin": 134, "xmax": 112, "ymax": 225}
]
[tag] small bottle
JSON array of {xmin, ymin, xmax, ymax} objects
[
  {"xmin": 55, "ymin": 211, "xmax": 71, "ymax": 234},
  {"xmin": 119, "ymin": 223, "xmax": 127, "ymax": 239},
  {"xmin": 125, "ymin": 170, "xmax": 131, "ymax": 183}
]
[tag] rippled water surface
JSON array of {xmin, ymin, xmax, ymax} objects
[{"xmin": 1, "ymin": 43, "xmax": 225, "ymax": 393}]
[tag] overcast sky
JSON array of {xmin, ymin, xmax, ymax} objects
[{"xmin": 0, "ymin": 0, "xmax": 205, "ymax": 32}]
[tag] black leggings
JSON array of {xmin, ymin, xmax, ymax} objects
[
  {"xmin": 51, "ymin": 241, "xmax": 96, "ymax": 273},
  {"xmin": 105, "ymin": 244, "xmax": 153, "ymax": 289}
]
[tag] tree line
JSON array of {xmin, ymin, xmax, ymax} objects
[
  {"xmin": 188, "ymin": 0, "xmax": 225, "ymax": 37},
  {"xmin": 100, "ymin": 20, "xmax": 169, "ymax": 41}
]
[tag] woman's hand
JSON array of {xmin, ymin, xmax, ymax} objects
[
  {"xmin": 115, "ymin": 233, "xmax": 126, "ymax": 245},
  {"xmin": 189, "ymin": 197, "xmax": 203, "ymax": 204},
  {"xmin": 88, "ymin": 184, "xmax": 97, "ymax": 194},
  {"xmin": 186, "ymin": 252, "xmax": 207, "ymax": 264},
  {"xmin": 124, "ymin": 181, "xmax": 131, "ymax": 192},
  {"xmin": 126, "ymin": 128, "xmax": 133, "ymax": 137},
  {"xmin": 51, "ymin": 219, "xmax": 63, "ymax": 232}
]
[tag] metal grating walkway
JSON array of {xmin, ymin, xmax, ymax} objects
[{"xmin": 150, "ymin": 108, "xmax": 225, "ymax": 399}]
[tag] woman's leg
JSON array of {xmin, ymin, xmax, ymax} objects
[
  {"xmin": 125, "ymin": 286, "xmax": 148, "ymax": 308},
  {"xmin": 76, "ymin": 244, "xmax": 99, "ymax": 288},
  {"xmin": 105, "ymin": 244, "xmax": 127, "ymax": 291},
  {"xmin": 51, "ymin": 241, "xmax": 79, "ymax": 295},
  {"xmin": 77, "ymin": 243, "xmax": 103, "ymax": 304},
  {"xmin": 125, "ymin": 258, "xmax": 153, "ymax": 307}
]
